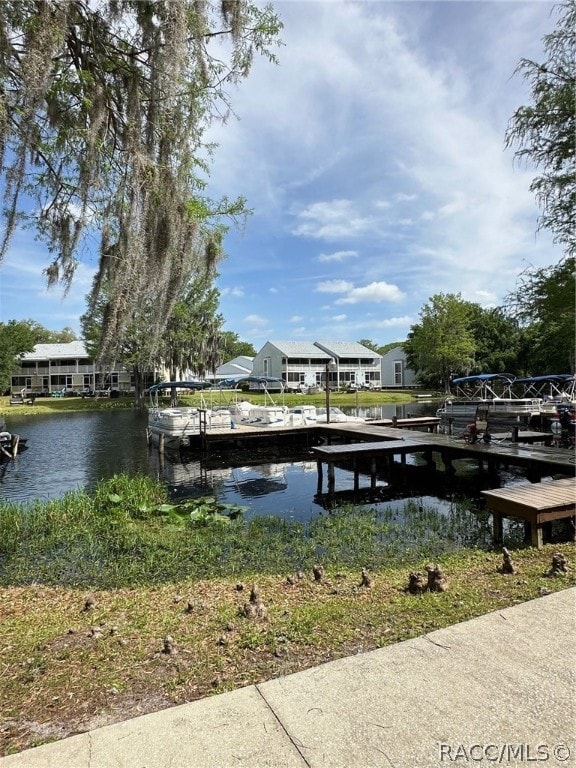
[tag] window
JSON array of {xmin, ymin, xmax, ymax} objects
[{"xmin": 394, "ymin": 361, "xmax": 403, "ymax": 386}]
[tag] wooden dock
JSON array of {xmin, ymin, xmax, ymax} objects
[
  {"xmin": 185, "ymin": 419, "xmax": 575, "ymax": 484},
  {"xmin": 482, "ymin": 478, "xmax": 576, "ymax": 548}
]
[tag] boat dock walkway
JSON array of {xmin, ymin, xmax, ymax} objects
[{"xmin": 314, "ymin": 422, "xmax": 575, "ymax": 477}]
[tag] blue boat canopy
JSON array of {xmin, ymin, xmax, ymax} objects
[
  {"xmin": 514, "ymin": 374, "xmax": 573, "ymax": 384},
  {"xmin": 148, "ymin": 380, "xmax": 211, "ymax": 393},
  {"xmin": 451, "ymin": 373, "xmax": 516, "ymax": 385},
  {"xmin": 211, "ymin": 375, "xmax": 286, "ymax": 390}
]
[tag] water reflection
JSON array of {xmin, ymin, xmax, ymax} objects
[{"xmin": 0, "ymin": 402, "xmax": 507, "ymax": 529}]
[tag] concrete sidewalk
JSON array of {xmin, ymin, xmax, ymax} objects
[{"xmin": 1, "ymin": 588, "xmax": 574, "ymax": 768}]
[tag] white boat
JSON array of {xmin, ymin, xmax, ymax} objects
[
  {"xmin": 147, "ymin": 381, "xmax": 231, "ymax": 449},
  {"xmin": 435, "ymin": 373, "xmax": 566, "ymax": 435},
  {"xmin": 287, "ymin": 404, "xmax": 318, "ymax": 425},
  {"xmin": 315, "ymin": 406, "xmax": 365, "ymax": 423},
  {"xmin": 224, "ymin": 401, "xmax": 293, "ymax": 428},
  {"xmin": 436, "ymin": 398, "xmax": 542, "ymax": 435},
  {"xmin": 0, "ymin": 423, "xmax": 28, "ymax": 461},
  {"xmin": 148, "ymin": 406, "xmax": 232, "ymax": 449},
  {"xmin": 249, "ymin": 405, "xmax": 290, "ymax": 427}
]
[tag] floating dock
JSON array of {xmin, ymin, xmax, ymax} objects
[{"xmin": 482, "ymin": 478, "xmax": 576, "ymax": 548}]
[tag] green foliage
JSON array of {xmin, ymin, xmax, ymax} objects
[
  {"xmin": 505, "ymin": 1, "xmax": 576, "ymax": 255},
  {"xmin": 505, "ymin": 256, "xmax": 576, "ymax": 372},
  {"xmin": 220, "ymin": 331, "xmax": 257, "ymax": 360},
  {"xmin": 466, "ymin": 305, "xmax": 523, "ymax": 374},
  {"xmin": 0, "ymin": 474, "xmax": 500, "ymax": 589},
  {"xmin": 404, "ymin": 294, "xmax": 476, "ymax": 391},
  {"xmin": 0, "ymin": 320, "xmax": 36, "ymax": 391},
  {"xmin": 0, "ymin": 1, "xmax": 283, "ymax": 361},
  {"xmin": 160, "ymin": 270, "xmax": 224, "ymax": 381},
  {"xmin": 357, "ymin": 338, "xmax": 382, "ymax": 354}
]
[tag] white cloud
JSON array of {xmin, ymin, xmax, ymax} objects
[
  {"xmin": 315, "ymin": 279, "xmax": 354, "ymax": 294},
  {"xmin": 317, "ymin": 250, "xmax": 358, "ymax": 263},
  {"xmin": 220, "ymin": 286, "xmax": 245, "ymax": 298},
  {"xmin": 243, "ymin": 314, "xmax": 268, "ymax": 326},
  {"xmin": 335, "ymin": 281, "xmax": 406, "ymax": 305},
  {"xmin": 292, "ymin": 200, "xmax": 373, "ymax": 240}
]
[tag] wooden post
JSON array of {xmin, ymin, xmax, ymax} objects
[
  {"xmin": 159, "ymin": 432, "xmax": 165, "ymax": 455},
  {"xmin": 370, "ymin": 457, "xmax": 377, "ymax": 489},
  {"xmin": 328, "ymin": 462, "xmax": 335, "ymax": 495},
  {"xmin": 316, "ymin": 460, "xmax": 323, "ymax": 493},
  {"xmin": 511, "ymin": 425, "xmax": 519, "ymax": 443},
  {"xmin": 12, "ymin": 435, "xmax": 19, "ymax": 458},
  {"xmin": 353, "ymin": 458, "xmax": 359, "ymax": 492}
]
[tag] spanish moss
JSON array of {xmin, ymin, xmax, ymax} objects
[{"xmin": 0, "ymin": 0, "xmax": 282, "ymax": 361}]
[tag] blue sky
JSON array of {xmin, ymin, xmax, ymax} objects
[{"xmin": 0, "ymin": 1, "xmax": 563, "ymax": 350}]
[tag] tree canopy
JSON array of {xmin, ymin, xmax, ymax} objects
[
  {"xmin": 404, "ymin": 294, "xmax": 476, "ymax": 392},
  {"xmin": 505, "ymin": 0, "xmax": 576, "ymax": 255},
  {"xmin": 220, "ymin": 331, "xmax": 256, "ymax": 360},
  {"xmin": 505, "ymin": 256, "xmax": 575, "ymax": 373},
  {"xmin": 0, "ymin": 0, "xmax": 282, "ymax": 361},
  {"xmin": 0, "ymin": 320, "xmax": 37, "ymax": 391}
]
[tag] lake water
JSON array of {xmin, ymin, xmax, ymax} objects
[{"xmin": 0, "ymin": 402, "xmax": 524, "ymax": 525}]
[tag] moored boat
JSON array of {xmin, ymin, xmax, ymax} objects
[
  {"xmin": 0, "ymin": 424, "xmax": 28, "ymax": 461},
  {"xmin": 315, "ymin": 406, "xmax": 365, "ymax": 424},
  {"xmin": 436, "ymin": 372, "xmax": 575, "ymax": 436},
  {"xmin": 147, "ymin": 381, "xmax": 231, "ymax": 450}
]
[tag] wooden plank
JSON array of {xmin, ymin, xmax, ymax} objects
[
  {"xmin": 482, "ymin": 480, "xmax": 575, "ymax": 513},
  {"xmin": 483, "ymin": 478, "xmax": 575, "ymax": 549},
  {"xmin": 312, "ymin": 438, "xmax": 436, "ymax": 462}
]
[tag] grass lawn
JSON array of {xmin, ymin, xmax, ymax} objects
[{"xmin": 1, "ymin": 545, "xmax": 574, "ymax": 756}]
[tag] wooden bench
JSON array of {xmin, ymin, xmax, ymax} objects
[{"xmin": 482, "ymin": 477, "xmax": 576, "ymax": 548}]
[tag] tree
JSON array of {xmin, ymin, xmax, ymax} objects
[
  {"xmin": 505, "ymin": 256, "xmax": 575, "ymax": 373},
  {"xmin": 159, "ymin": 272, "xmax": 224, "ymax": 385},
  {"xmin": 21, "ymin": 322, "xmax": 77, "ymax": 345},
  {"xmin": 357, "ymin": 339, "xmax": 381, "ymax": 354},
  {"xmin": 466, "ymin": 305, "xmax": 523, "ymax": 375},
  {"xmin": 0, "ymin": 321, "xmax": 36, "ymax": 392},
  {"xmin": 505, "ymin": 1, "xmax": 576, "ymax": 255},
  {"xmin": 404, "ymin": 294, "xmax": 476, "ymax": 392},
  {"xmin": 0, "ymin": 1, "xmax": 282, "ymax": 360},
  {"xmin": 220, "ymin": 332, "xmax": 256, "ymax": 361}
]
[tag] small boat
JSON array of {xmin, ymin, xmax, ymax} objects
[
  {"xmin": 315, "ymin": 406, "xmax": 365, "ymax": 424},
  {"xmin": 435, "ymin": 373, "xmax": 561, "ymax": 435},
  {"xmin": 246, "ymin": 405, "xmax": 290, "ymax": 427},
  {"xmin": 0, "ymin": 424, "xmax": 28, "ymax": 461},
  {"xmin": 147, "ymin": 381, "xmax": 231, "ymax": 450},
  {"xmin": 288, "ymin": 405, "xmax": 318, "ymax": 425}
]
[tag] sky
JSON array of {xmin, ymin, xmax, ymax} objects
[{"xmin": 0, "ymin": 0, "xmax": 564, "ymax": 352}]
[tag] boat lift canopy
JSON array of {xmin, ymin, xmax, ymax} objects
[
  {"xmin": 148, "ymin": 380, "xmax": 212, "ymax": 408},
  {"xmin": 449, "ymin": 373, "xmax": 516, "ymax": 400},
  {"xmin": 514, "ymin": 374, "xmax": 575, "ymax": 401},
  {"xmin": 148, "ymin": 380, "xmax": 212, "ymax": 393},
  {"xmin": 212, "ymin": 375, "xmax": 285, "ymax": 391}
]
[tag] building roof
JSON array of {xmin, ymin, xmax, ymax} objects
[
  {"xmin": 215, "ymin": 356, "xmax": 254, "ymax": 377},
  {"xmin": 266, "ymin": 341, "xmax": 329, "ymax": 358},
  {"xmin": 315, "ymin": 341, "xmax": 381, "ymax": 359},
  {"xmin": 20, "ymin": 341, "xmax": 89, "ymax": 361}
]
